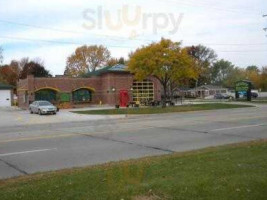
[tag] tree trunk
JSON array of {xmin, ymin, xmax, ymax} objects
[
  {"xmin": 170, "ymin": 82, "xmax": 175, "ymax": 102},
  {"xmin": 162, "ymin": 84, "xmax": 167, "ymax": 108}
]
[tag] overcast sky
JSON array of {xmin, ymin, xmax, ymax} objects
[{"xmin": 0, "ymin": 0, "xmax": 266, "ymax": 75}]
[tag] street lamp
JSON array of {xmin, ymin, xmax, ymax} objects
[
  {"xmin": 111, "ymin": 87, "xmax": 117, "ymax": 108},
  {"xmin": 129, "ymin": 87, "xmax": 134, "ymax": 107}
]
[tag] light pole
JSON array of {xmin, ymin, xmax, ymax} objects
[
  {"xmin": 126, "ymin": 87, "xmax": 134, "ymax": 117},
  {"xmin": 130, "ymin": 87, "xmax": 133, "ymax": 105},
  {"xmin": 111, "ymin": 87, "xmax": 117, "ymax": 108}
]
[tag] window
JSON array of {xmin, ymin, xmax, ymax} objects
[
  {"xmin": 35, "ymin": 89, "xmax": 57, "ymax": 102},
  {"xmin": 132, "ymin": 80, "xmax": 154, "ymax": 103},
  {"xmin": 73, "ymin": 89, "xmax": 92, "ymax": 103}
]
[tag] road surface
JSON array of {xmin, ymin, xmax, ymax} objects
[{"xmin": 0, "ymin": 104, "xmax": 266, "ymax": 179}]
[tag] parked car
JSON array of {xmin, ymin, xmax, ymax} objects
[
  {"xmin": 252, "ymin": 92, "xmax": 259, "ymax": 98},
  {"xmin": 29, "ymin": 101, "xmax": 57, "ymax": 115},
  {"xmin": 214, "ymin": 93, "xmax": 232, "ymax": 99},
  {"xmin": 243, "ymin": 92, "xmax": 259, "ymax": 98}
]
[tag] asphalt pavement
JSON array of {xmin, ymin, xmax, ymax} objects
[{"xmin": 0, "ymin": 104, "xmax": 266, "ymax": 180}]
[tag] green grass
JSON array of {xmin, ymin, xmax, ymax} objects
[
  {"xmin": 250, "ymin": 101, "xmax": 267, "ymax": 104},
  {"xmin": 72, "ymin": 103, "xmax": 253, "ymax": 115},
  {"xmin": 1, "ymin": 140, "xmax": 267, "ymax": 200},
  {"xmin": 236, "ymin": 99, "xmax": 267, "ymax": 104}
]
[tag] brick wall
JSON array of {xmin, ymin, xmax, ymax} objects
[{"xmin": 17, "ymin": 73, "xmax": 162, "ymax": 109}]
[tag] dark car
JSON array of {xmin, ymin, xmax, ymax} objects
[{"xmin": 243, "ymin": 92, "xmax": 258, "ymax": 98}]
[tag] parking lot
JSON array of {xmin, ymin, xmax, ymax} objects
[{"xmin": 0, "ymin": 107, "xmax": 123, "ymax": 128}]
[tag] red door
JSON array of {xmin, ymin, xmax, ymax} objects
[{"xmin": 119, "ymin": 90, "xmax": 129, "ymax": 107}]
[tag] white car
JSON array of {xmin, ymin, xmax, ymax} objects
[{"xmin": 29, "ymin": 101, "xmax": 57, "ymax": 115}]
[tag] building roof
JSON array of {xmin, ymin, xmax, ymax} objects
[
  {"xmin": 195, "ymin": 85, "xmax": 227, "ymax": 90},
  {"xmin": 0, "ymin": 83, "xmax": 13, "ymax": 90},
  {"xmin": 87, "ymin": 64, "xmax": 129, "ymax": 77}
]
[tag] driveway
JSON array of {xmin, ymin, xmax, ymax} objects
[{"xmin": 0, "ymin": 107, "xmax": 124, "ymax": 128}]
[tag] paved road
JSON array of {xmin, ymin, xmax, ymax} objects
[{"xmin": 0, "ymin": 104, "xmax": 266, "ymax": 179}]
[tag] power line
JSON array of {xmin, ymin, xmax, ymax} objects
[
  {"xmin": 161, "ymin": 0, "xmax": 261, "ymax": 15},
  {"xmin": 218, "ymin": 50, "xmax": 267, "ymax": 53},
  {"xmin": 0, "ymin": 19, "xmax": 152, "ymax": 43},
  {"xmin": 1, "ymin": 17, "xmax": 266, "ymax": 46},
  {"xmin": 1, "ymin": 35, "xmax": 267, "ymax": 49},
  {"xmin": 183, "ymin": 42, "xmax": 267, "ymax": 46},
  {"xmin": 0, "ymin": 35, "xmax": 136, "ymax": 49},
  {"xmin": 1, "ymin": 35, "xmax": 267, "ymax": 53}
]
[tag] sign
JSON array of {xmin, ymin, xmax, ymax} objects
[
  {"xmin": 235, "ymin": 81, "xmax": 249, "ymax": 92},
  {"xmin": 235, "ymin": 80, "xmax": 252, "ymax": 101}
]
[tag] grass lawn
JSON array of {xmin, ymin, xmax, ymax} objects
[
  {"xmin": 236, "ymin": 100, "xmax": 267, "ymax": 104},
  {"xmin": 1, "ymin": 140, "xmax": 267, "ymax": 200},
  {"xmin": 251, "ymin": 101, "xmax": 267, "ymax": 104},
  {"xmin": 72, "ymin": 103, "xmax": 253, "ymax": 115}
]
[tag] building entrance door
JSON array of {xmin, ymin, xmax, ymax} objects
[{"xmin": 119, "ymin": 90, "xmax": 129, "ymax": 107}]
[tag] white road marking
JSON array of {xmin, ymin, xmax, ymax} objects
[
  {"xmin": 0, "ymin": 148, "xmax": 57, "ymax": 157},
  {"xmin": 210, "ymin": 124, "xmax": 265, "ymax": 132}
]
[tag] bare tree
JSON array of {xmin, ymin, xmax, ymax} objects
[{"xmin": 19, "ymin": 57, "xmax": 30, "ymax": 69}]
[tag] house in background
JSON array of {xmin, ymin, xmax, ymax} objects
[
  {"xmin": 176, "ymin": 85, "xmax": 228, "ymax": 99},
  {"xmin": 191, "ymin": 85, "xmax": 228, "ymax": 98},
  {"xmin": 0, "ymin": 83, "xmax": 14, "ymax": 107}
]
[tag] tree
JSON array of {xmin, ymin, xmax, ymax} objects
[
  {"xmin": 246, "ymin": 68, "xmax": 261, "ymax": 89},
  {"xmin": 106, "ymin": 58, "xmax": 118, "ymax": 66},
  {"xmin": 0, "ymin": 65, "xmax": 19, "ymax": 86},
  {"xmin": 19, "ymin": 61, "xmax": 51, "ymax": 79},
  {"xmin": 128, "ymin": 38, "xmax": 197, "ymax": 107},
  {"xmin": 0, "ymin": 46, "xmax": 3, "ymax": 64},
  {"xmin": 211, "ymin": 59, "xmax": 235, "ymax": 85},
  {"xmin": 223, "ymin": 67, "xmax": 246, "ymax": 88},
  {"xmin": 65, "ymin": 45, "xmax": 111, "ymax": 77},
  {"xmin": 186, "ymin": 45, "xmax": 217, "ymax": 86},
  {"xmin": 260, "ymin": 67, "xmax": 267, "ymax": 91},
  {"xmin": 107, "ymin": 57, "xmax": 127, "ymax": 66},
  {"xmin": 19, "ymin": 57, "xmax": 30, "ymax": 69},
  {"xmin": 246, "ymin": 65, "xmax": 259, "ymax": 72},
  {"xmin": 118, "ymin": 57, "xmax": 126, "ymax": 65},
  {"xmin": 0, "ymin": 60, "xmax": 21, "ymax": 86}
]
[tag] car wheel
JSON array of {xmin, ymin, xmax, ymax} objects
[
  {"xmin": 38, "ymin": 110, "xmax": 42, "ymax": 115},
  {"xmin": 30, "ymin": 109, "xmax": 33, "ymax": 114},
  {"xmin": 53, "ymin": 112, "xmax": 57, "ymax": 115}
]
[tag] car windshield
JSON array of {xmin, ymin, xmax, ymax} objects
[{"xmin": 39, "ymin": 102, "xmax": 52, "ymax": 106}]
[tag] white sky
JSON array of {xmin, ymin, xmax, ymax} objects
[{"xmin": 0, "ymin": 0, "xmax": 266, "ymax": 75}]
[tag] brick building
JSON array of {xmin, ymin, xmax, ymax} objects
[{"xmin": 17, "ymin": 64, "xmax": 162, "ymax": 109}]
